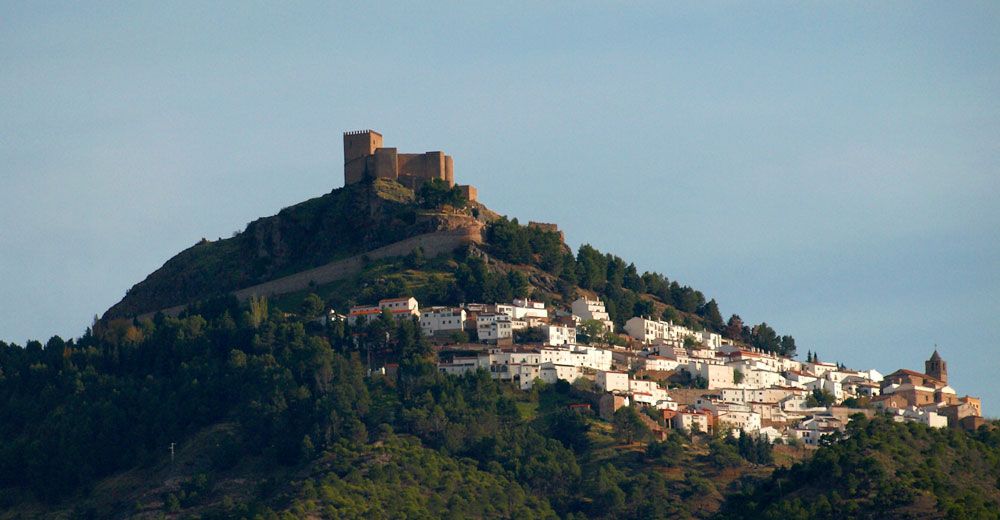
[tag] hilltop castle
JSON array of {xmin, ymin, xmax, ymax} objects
[{"xmin": 343, "ymin": 130, "xmax": 477, "ymax": 201}]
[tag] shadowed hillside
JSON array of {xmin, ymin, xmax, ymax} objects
[{"xmin": 104, "ymin": 179, "xmax": 485, "ymax": 319}]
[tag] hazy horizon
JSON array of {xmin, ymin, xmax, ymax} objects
[{"xmin": 2, "ymin": 3, "xmax": 998, "ymax": 415}]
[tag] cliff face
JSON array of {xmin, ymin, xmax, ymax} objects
[{"xmin": 104, "ymin": 180, "xmax": 479, "ymax": 319}]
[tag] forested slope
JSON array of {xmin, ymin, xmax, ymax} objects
[{"xmin": 718, "ymin": 415, "xmax": 1000, "ymax": 519}]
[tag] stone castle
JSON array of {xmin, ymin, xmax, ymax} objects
[{"xmin": 343, "ymin": 130, "xmax": 476, "ymax": 202}]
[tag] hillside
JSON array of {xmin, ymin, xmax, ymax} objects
[
  {"xmin": 4, "ymin": 296, "xmax": 996, "ymax": 519},
  {"xmin": 104, "ymin": 179, "xmax": 488, "ymax": 319},
  {"xmin": 0, "ymin": 299, "xmax": 808, "ymax": 519},
  {"xmin": 4, "ymin": 178, "xmax": 996, "ymax": 518}
]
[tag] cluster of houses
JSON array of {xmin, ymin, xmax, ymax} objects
[{"xmin": 341, "ymin": 296, "xmax": 986, "ymax": 445}]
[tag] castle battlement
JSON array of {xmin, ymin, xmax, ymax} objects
[{"xmin": 343, "ymin": 129, "xmax": 476, "ymax": 201}]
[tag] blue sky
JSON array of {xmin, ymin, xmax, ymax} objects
[{"xmin": 2, "ymin": 3, "xmax": 998, "ymax": 415}]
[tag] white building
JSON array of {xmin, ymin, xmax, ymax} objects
[
  {"xmin": 624, "ymin": 317, "xmax": 717, "ymax": 348},
  {"xmin": 806, "ymin": 377, "xmax": 845, "ymax": 402},
  {"xmin": 717, "ymin": 408, "xmax": 762, "ymax": 433},
  {"xmin": 740, "ymin": 368, "xmax": 785, "ymax": 389},
  {"xmin": 596, "ymin": 370, "xmax": 629, "ymax": 392},
  {"xmin": 510, "ymin": 298, "xmax": 548, "ymax": 320},
  {"xmin": 571, "ymin": 297, "xmax": 614, "ymax": 332},
  {"xmin": 419, "ymin": 306, "xmax": 467, "ymax": 337},
  {"xmin": 348, "ymin": 297, "xmax": 420, "ymax": 325},
  {"xmin": 539, "ymin": 362, "xmax": 582, "ymax": 386},
  {"xmin": 542, "ymin": 323, "xmax": 576, "ymax": 346},
  {"xmin": 889, "ymin": 406, "xmax": 948, "ymax": 428},
  {"xmin": 721, "ymin": 387, "xmax": 805, "ymax": 406},
  {"xmin": 673, "ymin": 410, "xmax": 712, "ymax": 433},
  {"xmin": 625, "ymin": 317, "xmax": 673, "ymax": 344},
  {"xmin": 698, "ymin": 330, "xmax": 722, "ymax": 350},
  {"xmin": 437, "ymin": 356, "xmax": 481, "ymax": 376},
  {"xmin": 643, "ymin": 355, "xmax": 681, "ymax": 372},
  {"xmin": 541, "ymin": 345, "xmax": 612, "ymax": 371},
  {"xmin": 629, "ymin": 379, "xmax": 671, "ymax": 406},
  {"xmin": 684, "ymin": 362, "xmax": 735, "ymax": 389},
  {"xmin": 477, "ymin": 313, "xmax": 513, "ymax": 343},
  {"xmin": 791, "ymin": 415, "xmax": 844, "ymax": 447}
]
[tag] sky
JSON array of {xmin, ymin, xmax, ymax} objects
[{"xmin": 2, "ymin": 3, "xmax": 998, "ymax": 415}]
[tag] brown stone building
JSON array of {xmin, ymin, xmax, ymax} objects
[
  {"xmin": 880, "ymin": 350, "xmax": 986, "ymax": 430},
  {"xmin": 880, "ymin": 368, "xmax": 956, "ymax": 408},
  {"xmin": 343, "ymin": 129, "xmax": 476, "ymax": 201}
]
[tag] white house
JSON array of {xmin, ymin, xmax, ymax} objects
[
  {"xmin": 791, "ymin": 415, "xmax": 844, "ymax": 447},
  {"xmin": 624, "ymin": 317, "xmax": 672, "ymax": 344},
  {"xmin": 624, "ymin": 317, "xmax": 716, "ymax": 348},
  {"xmin": 538, "ymin": 362, "xmax": 582, "ymax": 386},
  {"xmin": 540, "ymin": 345, "xmax": 613, "ymax": 371},
  {"xmin": 571, "ymin": 297, "xmax": 615, "ymax": 332},
  {"xmin": 684, "ymin": 362, "xmax": 735, "ymax": 389},
  {"xmin": 698, "ymin": 330, "xmax": 722, "ymax": 350},
  {"xmin": 437, "ymin": 357, "xmax": 481, "ymax": 376},
  {"xmin": 419, "ymin": 306, "xmax": 467, "ymax": 337},
  {"xmin": 806, "ymin": 377, "xmax": 845, "ymax": 402},
  {"xmin": 629, "ymin": 379, "xmax": 670, "ymax": 406},
  {"xmin": 596, "ymin": 370, "xmax": 630, "ymax": 392},
  {"xmin": 643, "ymin": 355, "xmax": 680, "ymax": 372},
  {"xmin": 740, "ymin": 368, "xmax": 785, "ymax": 389},
  {"xmin": 511, "ymin": 298, "xmax": 548, "ymax": 320},
  {"xmin": 348, "ymin": 297, "xmax": 420, "ymax": 325},
  {"xmin": 716, "ymin": 407, "xmax": 762, "ymax": 433},
  {"xmin": 477, "ymin": 313, "xmax": 513, "ymax": 343},
  {"xmin": 889, "ymin": 406, "xmax": 948, "ymax": 428},
  {"xmin": 543, "ymin": 323, "xmax": 576, "ymax": 346},
  {"xmin": 673, "ymin": 409, "xmax": 712, "ymax": 433}
]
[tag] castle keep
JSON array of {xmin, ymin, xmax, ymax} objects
[{"xmin": 343, "ymin": 129, "xmax": 476, "ymax": 201}]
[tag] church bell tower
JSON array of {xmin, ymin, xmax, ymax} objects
[{"xmin": 925, "ymin": 349, "xmax": 947, "ymax": 384}]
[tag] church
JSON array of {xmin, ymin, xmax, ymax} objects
[{"xmin": 878, "ymin": 350, "xmax": 984, "ymax": 430}]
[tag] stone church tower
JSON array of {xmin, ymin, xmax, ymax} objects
[{"xmin": 925, "ymin": 349, "xmax": 947, "ymax": 384}]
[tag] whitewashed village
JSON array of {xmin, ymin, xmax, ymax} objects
[{"xmin": 335, "ymin": 294, "xmax": 986, "ymax": 447}]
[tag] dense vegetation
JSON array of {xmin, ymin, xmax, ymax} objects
[
  {"xmin": 484, "ymin": 217, "xmax": 797, "ymax": 356},
  {"xmin": 719, "ymin": 415, "xmax": 1000, "ymax": 519},
  {"xmin": 0, "ymin": 296, "xmax": 811, "ymax": 518}
]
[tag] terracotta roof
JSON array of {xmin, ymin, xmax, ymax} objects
[
  {"xmin": 885, "ymin": 369, "xmax": 943, "ymax": 385},
  {"xmin": 350, "ymin": 307, "xmax": 414, "ymax": 317}
]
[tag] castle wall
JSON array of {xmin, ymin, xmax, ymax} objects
[
  {"xmin": 344, "ymin": 158, "xmax": 368, "ymax": 185},
  {"xmin": 398, "ymin": 152, "xmax": 450, "ymax": 187},
  {"xmin": 373, "ymin": 147, "xmax": 398, "ymax": 180},
  {"xmin": 458, "ymin": 184, "xmax": 477, "ymax": 202},
  {"xmin": 343, "ymin": 131, "xmax": 457, "ymax": 189}
]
